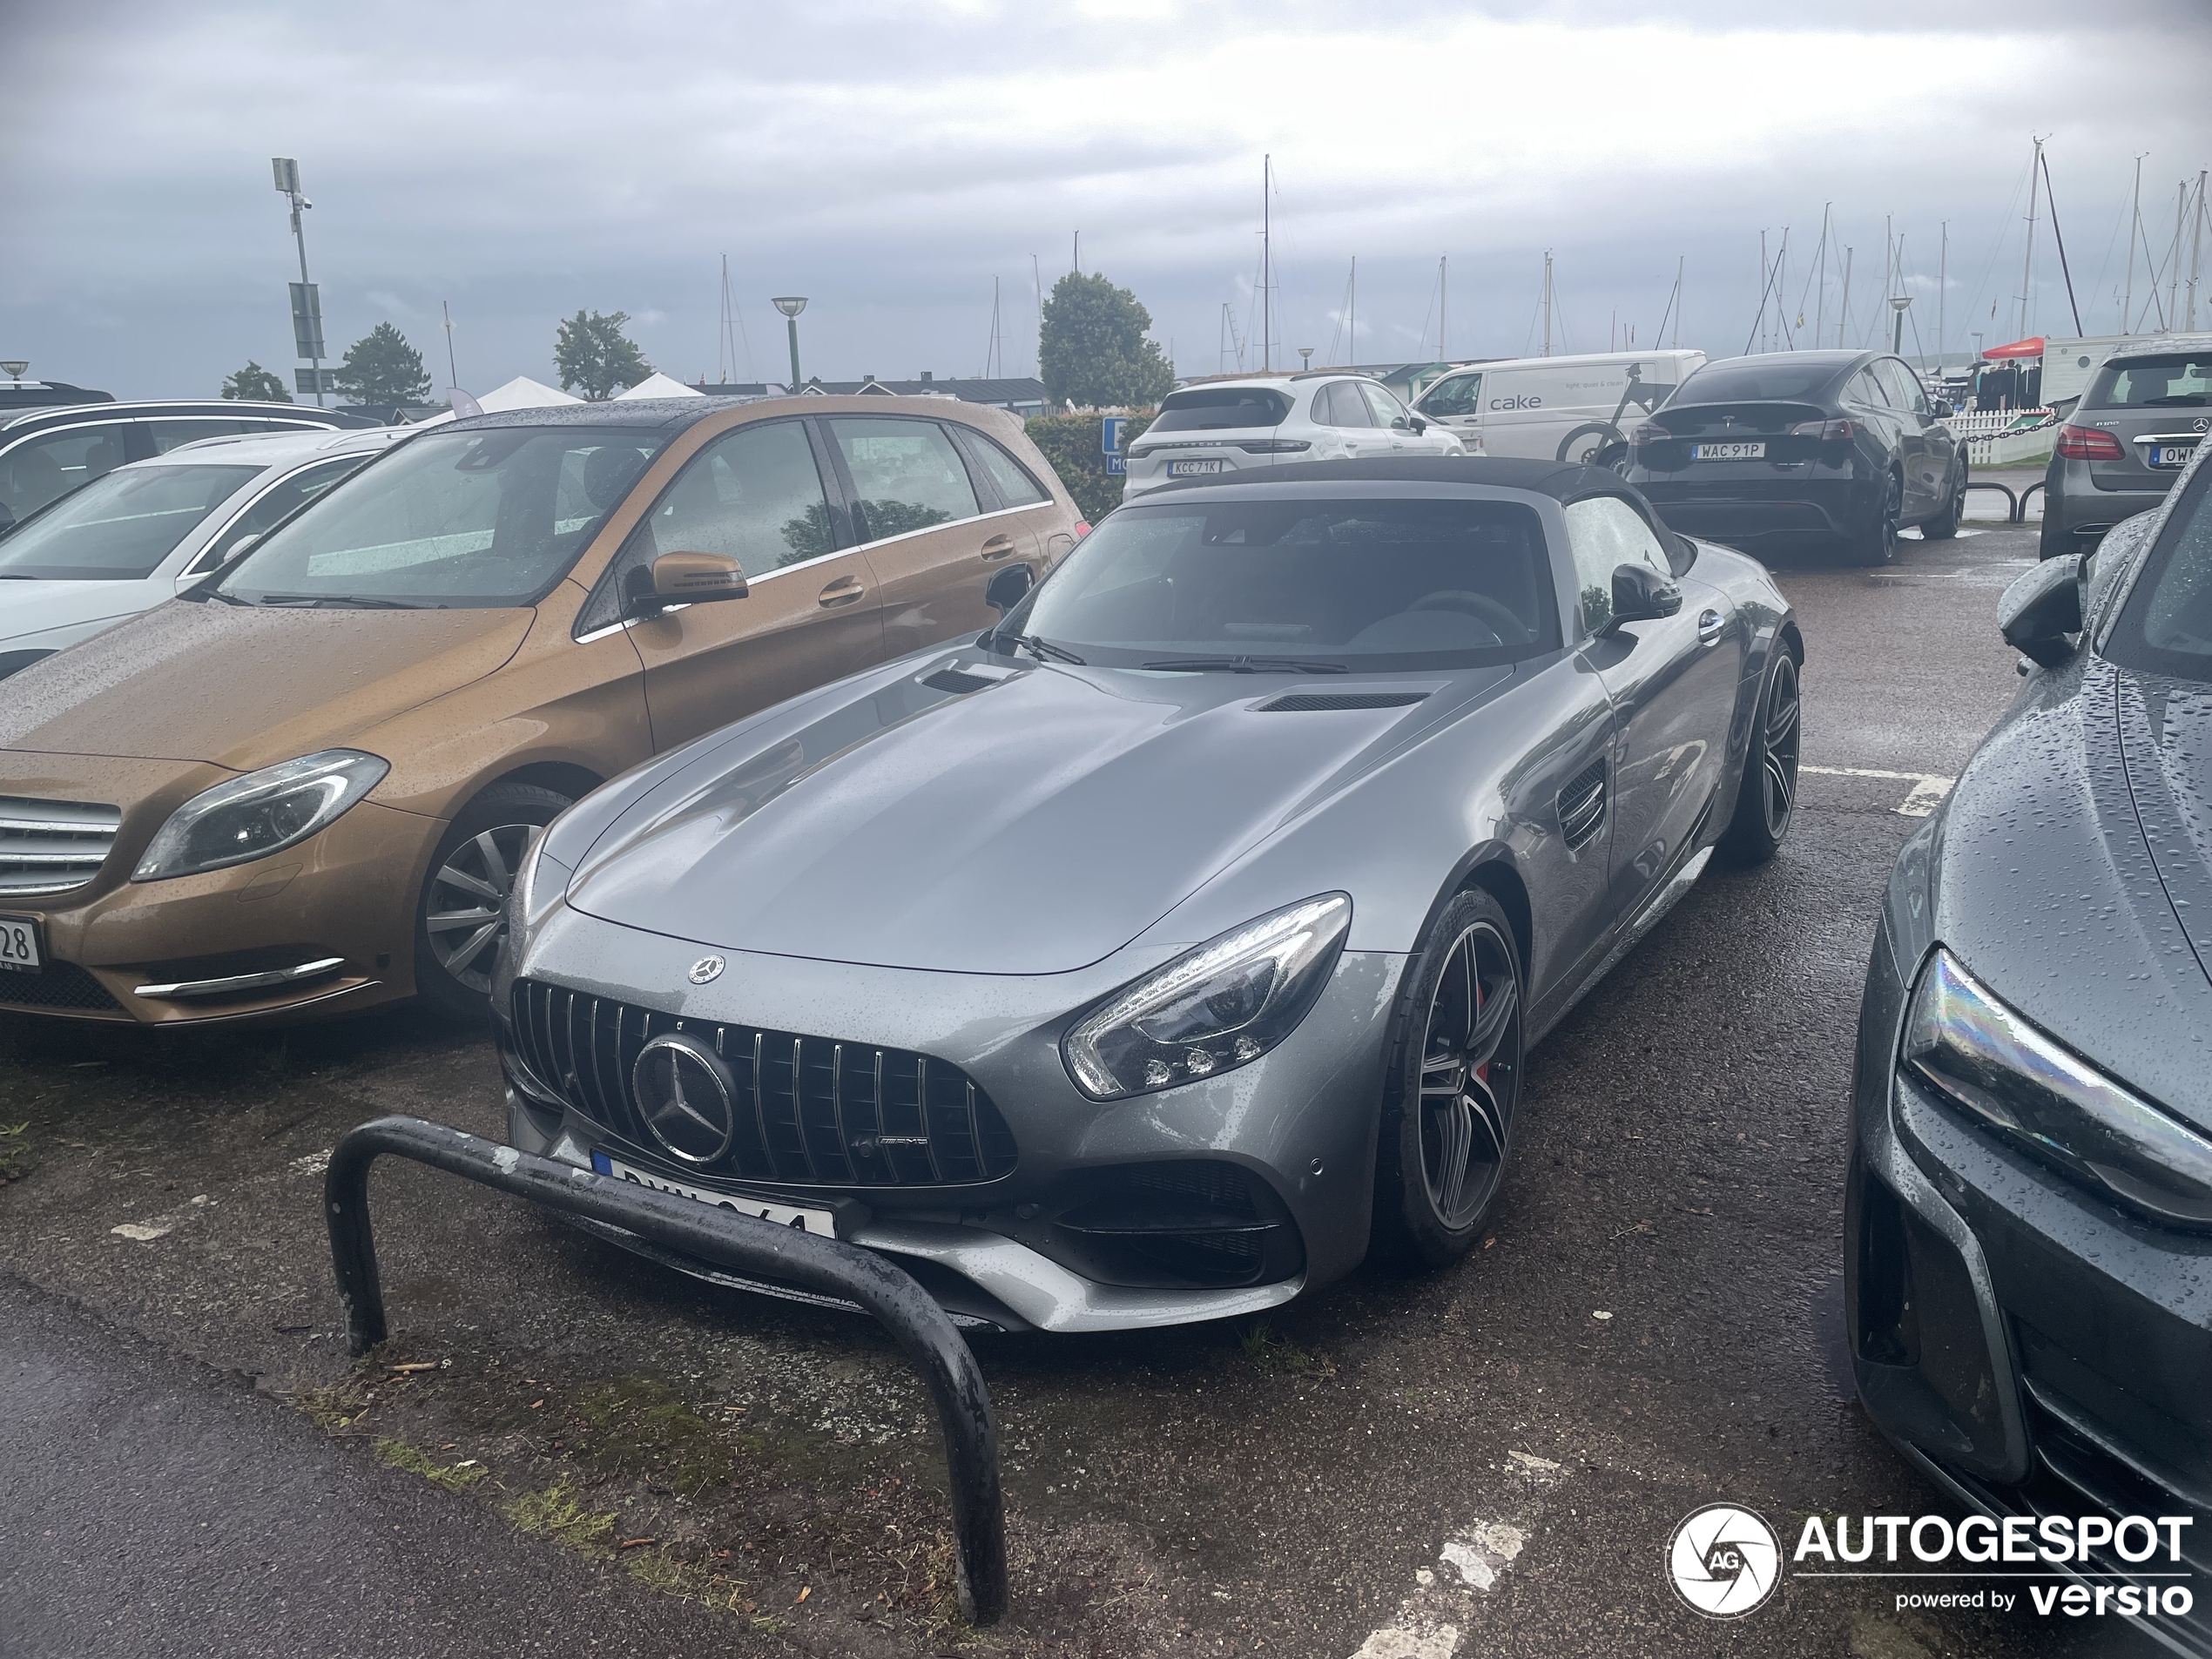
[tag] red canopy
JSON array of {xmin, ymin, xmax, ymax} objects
[{"xmin": 1979, "ymin": 336, "xmax": 2045, "ymax": 361}]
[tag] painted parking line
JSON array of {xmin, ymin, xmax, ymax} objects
[{"xmin": 1800, "ymin": 765, "xmax": 1955, "ymax": 818}]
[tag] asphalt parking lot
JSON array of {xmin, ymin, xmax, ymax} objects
[{"xmin": 1, "ymin": 494, "xmax": 2154, "ymax": 1659}]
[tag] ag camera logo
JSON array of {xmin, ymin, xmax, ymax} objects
[{"xmin": 1669, "ymin": 1503, "xmax": 1782, "ymax": 1618}]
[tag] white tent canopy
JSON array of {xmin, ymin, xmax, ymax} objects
[
  {"xmin": 475, "ymin": 375, "xmax": 582, "ymax": 412},
  {"xmin": 615, "ymin": 372, "xmax": 705, "ymax": 401}
]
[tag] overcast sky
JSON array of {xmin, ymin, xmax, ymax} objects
[{"xmin": 4, "ymin": 0, "xmax": 2209, "ymax": 401}]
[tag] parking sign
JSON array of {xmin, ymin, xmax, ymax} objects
[{"xmin": 1102, "ymin": 416, "xmax": 1127, "ymax": 455}]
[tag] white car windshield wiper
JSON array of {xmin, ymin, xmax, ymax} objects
[
  {"xmin": 1003, "ymin": 632, "xmax": 1085, "ymax": 664},
  {"xmin": 254, "ymin": 593, "xmax": 432, "ymax": 610},
  {"xmin": 1142, "ymin": 655, "xmax": 1351, "ymax": 675}
]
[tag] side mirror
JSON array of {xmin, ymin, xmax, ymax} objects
[
  {"xmin": 631, "ymin": 550, "xmax": 747, "ymax": 617},
  {"xmin": 1604, "ymin": 563, "xmax": 1683, "ymax": 632},
  {"xmin": 1407, "ymin": 416, "xmax": 1427, "ymax": 435},
  {"xmin": 985, "ymin": 562, "xmax": 1034, "ymax": 613},
  {"xmin": 1932, "ymin": 399, "xmax": 1955, "ymax": 419},
  {"xmin": 1999, "ymin": 555, "xmax": 2082, "ymax": 668}
]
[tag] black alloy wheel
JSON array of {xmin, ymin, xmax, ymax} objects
[
  {"xmin": 1374, "ymin": 889, "xmax": 1525, "ymax": 1269},
  {"xmin": 1858, "ymin": 470, "xmax": 1903, "ymax": 565},
  {"xmin": 1920, "ymin": 456, "xmax": 1966, "ymax": 540},
  {"xmin": 1718, "ymin": 647, "xmax": 1802, "ymax": 866},
  {"xmin": 413, "ymin": 781, "xmax": 573, "ymax": 1020}
]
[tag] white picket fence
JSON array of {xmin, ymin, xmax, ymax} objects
[{"xmin": 1947, "ymin": 408, "xmax": 2057, "ymax": 467}]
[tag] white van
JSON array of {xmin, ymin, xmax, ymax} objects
[{"xmin": 1414, "ymin": 349, "xmax": 1708, "ymax": 463}]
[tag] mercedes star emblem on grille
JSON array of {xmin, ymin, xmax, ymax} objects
[
  {"xmin": 688, "ymin": 954, "xmax": 725, "ymax": 984},
  {"xmin": 631, "ymin": 1032, "xmax": 738, "ymax": 1164}
]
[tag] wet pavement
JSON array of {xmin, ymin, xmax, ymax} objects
[{"xmin": 0, "ymin": 514, "xmax": 2161, "ymax": 1658}]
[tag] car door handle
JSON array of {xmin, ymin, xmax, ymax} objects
[
  {"xmin": 817, "ymin": 576, "xmax": 867, "ymax": 607},
  {"xmin": 1697, "ymin": 609, "xmax": 1724, "ymax": 645},
  {"xmin": 980, "ymin": 534, "xmax": 1017, "ymax": 561}
]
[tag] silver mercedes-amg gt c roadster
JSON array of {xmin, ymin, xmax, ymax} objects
[{"xmin": 492, "ymin": 458, "xmax": 1802, "ymax": 1332}]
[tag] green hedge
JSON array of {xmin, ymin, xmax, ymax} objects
[{"xmin": 1024, "ymin": 412, "xmax": 1154, "ymax": 523}]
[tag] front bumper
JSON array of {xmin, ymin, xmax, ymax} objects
[
  {"xmin": 0, "ymin": 750, "xmax": 438, "ymax": 1024},
  {"xmin": 493, "ymin": 902, "xmax": 1405, "ymax": 1332},
  {"xmin": 1846, "ymin": 924, "xmax": 2212, "ymax": 1652}
]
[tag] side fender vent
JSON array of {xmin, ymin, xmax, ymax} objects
[
  {"xmin": 1559, "ymin": 759, "xmax": 1608, "ymax": 852},
  {"xmin": 1255, "ymin": 691, "xmax": 1431, "ymax": 712}
]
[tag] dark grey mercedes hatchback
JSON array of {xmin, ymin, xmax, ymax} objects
[{"xmin": 1845, "ymin": 442, "xmax": 2212, "ymax": 1649}]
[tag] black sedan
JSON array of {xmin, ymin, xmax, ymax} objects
[
  {"xmin": 1844, "ymin": 445, "xmax": 2212, "ymax": 1649},
  {"xmin": 1626, "ymin": 349, "xmax": 1967, "ymax": 564}
]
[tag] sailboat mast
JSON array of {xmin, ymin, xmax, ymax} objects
[
  {"xmin": 1261, "ymin": 155, "xmax": 1271, "ymax": 374},
  {"xmin": 2020, "ymin": 138, "xmax": 2041, "ymax": 341},
  {"xmin": 1839, "ymin": 246, "xmax": 1852, "ymax": 347},
  {"xmin": 2188, "ymin": 171, "xmax": 2207, "ymax": 333},
  {"xmin": 1542, "ymin": 251, "xmax": 1553, "ymax": 357},
  {"xmin": 1349, "ymin": 256, "xmax": 1356, "ymax": 366},
  {"xmin": 1938, "ymin": 222, "xmax": 1947, "ymax": 367},
  {"xmin": 1674, "ymin": 255, "xmax": 1683, "ymax": 348},
  {"xmin": 1440, "ymin": 255, "xmax": 1447, "ymax": 361},
  {"xmin": 2172, "ymin": 181, "xmax": 2188, "ymax": 332},
  {"xmin": 2125, "ymin": 156, "xmax": 2143, "ymax": 334},
  {"xmin": 1815, "ymin": 203, "xmax": 1830, "ymax": 348}
]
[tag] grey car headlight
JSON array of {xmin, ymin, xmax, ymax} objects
[
  {"xmin": 132, "ymin": 749, "xmax": 390, "ymax": 882},
  {"xmin": 1903, "ymin": 948, "xmax": 2212, "ymax": 1228},
  {"xmin": 1063, "ymin": 893, "xmax": 1351, "ymax": 1101}
]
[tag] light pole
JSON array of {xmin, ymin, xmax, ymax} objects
[
  {"xmin": 272, "ymin": 158, "xmax": 326, "ymax": 407},
  {"xmin": 1889, "ymin": 295, "xmax": 1912, "ymax": 357},
  {"xmin": 1298, "ymin": 347, "xmax": 1313, "ymax": 371},
  {"xmin": 0, "ymin": 361, "xmax": 27, "ymax": 388},
  {"xmin": 772, "ymin": 297, "xmax": 807, "ymax": 390}
]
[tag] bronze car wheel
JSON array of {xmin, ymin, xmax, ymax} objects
[
  {"xmin": 1374, "ymin": 889, "xmax": 1524, "ymax": 1270},
  {"xmin": 414, "ymin": 782, "xmax": 572, "ymax": 1019}
]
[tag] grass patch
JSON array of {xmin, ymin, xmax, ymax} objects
[
  {"xmin": 0, "ymin": 1121, "xmax": 27, "ymax": 1183},
  {"xmin": 573, "ymin": 1376, "xmax": 741, "ymax": 1497},
  {"xmin": 1239, "ymin": 1318, "xmax": 1336, "ymax": 1376},
  {"xmin": 507, "ymin": 1480, "xmax": 618, "ymax": 1557},
  {"xmin": 373, "ymin": 1436, "xmax": 487, "ymax": 1493}
]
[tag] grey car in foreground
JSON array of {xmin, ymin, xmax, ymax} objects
[
  {"xmin": 2041, "ymin": 334, "xmax": 2211, "ymax": 561},
  {"xmin": 1848, "ymin": 442, "xmax": 2212, "ymax": 1653},
  {"xmin": 492, "ymin": 458, "xmax": 1802, "ymax": 1332}
]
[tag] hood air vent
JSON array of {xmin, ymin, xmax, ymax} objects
[{"xmin": 1255, "ymin": 691, "xmax": 1431, "ymax": 713}]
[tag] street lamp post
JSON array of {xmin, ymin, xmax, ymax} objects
[
  {"xmin": 1889, "ymin": 295, "xmax": 1912, "ymax": 358},
  {"xmin": 272, "ymin": 158, "xmax": 326, "ymax": 407},
  {"xmin": 772, "ymin": 297, "xmax": 808, "ymax": 390}
]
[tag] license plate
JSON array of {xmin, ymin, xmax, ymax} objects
[
  {"xmin": 1167, "ymin": 458, "xmax": 1224, "ymax": 476},
  {"xmin": 1692, "ymin": 442, "xmax": 1765, "ymax": 461},
  {"xmin": 0, "ymin": 914, "xmax": 41, "ymax": 974},
  {"xmin": 590, "ymin": 1150, "xmax": 836, "ymax": 1237},
  {"xmin": 2150, "ymin": 444, "xmax": 2198, "ymax": 469}
]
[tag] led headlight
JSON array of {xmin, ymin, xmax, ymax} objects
[
  {"xmin": 132, "ymin": 749, "xmax": 390, "ymax": 882},
  {"xmin": 1063, "ymin": 894, "xmax": 1351, "ymax": 1101},
  {"xmin": 1903, "ymin": 948, "xmax": 2212, "ymax": 1228}
]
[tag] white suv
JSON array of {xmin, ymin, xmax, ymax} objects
[{"xmin": 1123, "ymin": 374, "xmax": 1464, "ymax": 497}]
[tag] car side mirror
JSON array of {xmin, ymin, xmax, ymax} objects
[
  {"xmin": 984, "ymin": 562, "xmax": 1034, "ymax": 613},
  {"xmin": 630, "ymin": 550, "xmax": 747, "ymax": 618},
  {"xmin": 1407, "ymin": 416, "xmax": 1427, "ymax": 434},
  {"xmin": 1999, "ymin": 555, "xmax": 2082, "ymax": 668},
  {"xmin": 1604, "ymin": 563, "xmax": 1683, "ymax": 633},
  {"xmin": 1932, "ymin": 399, "xmax": 1955, "ymax": 418}
]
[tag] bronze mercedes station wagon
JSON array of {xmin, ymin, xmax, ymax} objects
[{"xmin": 0, "ymin": 395, "xmax": 1083, "ymax": 1025}]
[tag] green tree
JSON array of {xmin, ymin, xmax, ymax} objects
[
  {"xmin": 219, "ymin": 361, "xmax": 291, "ymax": 402},
  {"xmin": 1039, "ymin": 272, "xmax": 1175, "ymax": 410},
  {"xmin": 554, "ymin": 310, "xmax": 651, "ymax": 400},
  {"xmin": 332, "ymin": 322, "xmax": 432, "ymax": 406}
]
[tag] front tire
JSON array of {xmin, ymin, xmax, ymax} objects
[
  {"xmin": 1717, "ymin": 646, "xmax": 1801, "ymax": 867},
  {"xmin": 1372, "ymin": 890, "xmax": 1525, "ymax": 1271},
  {"xmin": 414, "ymin": 782, "xmax": 573, "ymax": 1021}
]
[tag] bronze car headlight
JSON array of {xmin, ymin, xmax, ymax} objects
[
  {"xmin": 1062, "ymin": 894, "xmax": 1351, "ymax": 1101},
  {"xmin": 132, "ymin": 749, "xmax": 390, "ymax": 882},
  {"xmin": 1903, "ymin": 948, "xmax": 2212, "ymax": 1228}
]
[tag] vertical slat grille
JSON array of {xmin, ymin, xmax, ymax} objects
[{"xmin": 509, "ymin": 980, "xmax": 1017, "ymax": 1188}]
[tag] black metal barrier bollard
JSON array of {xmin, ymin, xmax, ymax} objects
[{"xmin": 323, "ymin": 1114, "xmax": 1007, "ymax": 1625}]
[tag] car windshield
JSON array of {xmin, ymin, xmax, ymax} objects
[
  {"xmin": 1675, "ymin": 361, "xmax": 1847, "ymax": 404},
  {"xmin": 2087, "ymin": 354, "xmax": 2212, "ymax": 408},
  {"xmin": 2107, "ymin": 469, "xmax": 2212, "ymax": 684},
  {"xmin": 0, "ymin": 463, "xmax": 260, "ymax": 581},
  {"xmin": 1011, "ymin": 496, "xmax": 1558, "ymax": 670},
  {"xmin": 214, "ymin": 426, "xmax": 667, "ymax": 608},
  {"xmin": 1147, "ymin": 388, "xmax": 1292, "ymax": 433}
]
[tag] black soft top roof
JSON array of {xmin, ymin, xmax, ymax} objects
[{"xmin": 1130, "ymin": 455, "xmax": 1663, "ymax": 510}]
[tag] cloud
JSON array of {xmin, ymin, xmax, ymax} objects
[{"xmin": 3, "ymin": 0, "xmax": 2207, "ymax": 397}]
